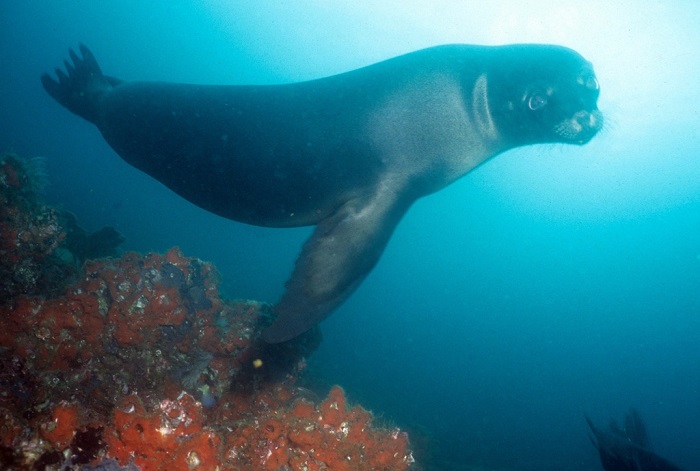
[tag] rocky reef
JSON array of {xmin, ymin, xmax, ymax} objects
[{"xmin": 0, "ymin": 154, "xmax": 417, "ymax": 470}]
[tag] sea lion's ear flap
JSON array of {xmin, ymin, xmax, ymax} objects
[{"xmin": 262, "ymin": 190, "xmax": 410, "ymax": 343}]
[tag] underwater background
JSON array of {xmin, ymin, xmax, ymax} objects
[{"xmin": 1, "ymin": 1, "xmax": 699, "ymax": 470}]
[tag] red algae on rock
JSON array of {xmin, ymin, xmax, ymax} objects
[
  {"xmin": 0, "ymin": 153, "xmax": 418, "ymax": 470},
  {"xmin": 104, "ymin": 392, "xmax": 222, "ymax": 471},
  {"xmin": 39, "ymin": 401, "xmax": 80, "ymax": 449}
]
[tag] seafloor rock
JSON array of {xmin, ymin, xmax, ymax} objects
[
  {"xmin": 0, "ymin": 153, "xmax": 124, "ymax": 300},
  {"xmin": 0, "ymin": 154, "xmax": 417, "ymax": 470},
  {"xmin": 0, "ymin": 154, "xmax": 71, "ymax": 299}
]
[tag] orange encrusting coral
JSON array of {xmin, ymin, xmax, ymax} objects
[
  {"xmin": 100, "ymin": 384, "xmax": 413, "ymax": 471},
  {"xmin": 0, "ymin": 153, "xmax": 418, "ymax": 470},
  {"xmin": 105, "ymin": 392, "xmax": 220, "ymax": 471},
  {"xmin": 39, "ymin": 402, "xmax": 80, "ymax": 449}
]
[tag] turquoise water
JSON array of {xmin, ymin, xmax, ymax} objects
[{"xmin": 2, "ymin": 2, "xmax": 699, "ymax": 469}]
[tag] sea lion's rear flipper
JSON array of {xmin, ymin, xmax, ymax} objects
[
  {"xmin": 41, "ymin": 45, "xmax": 120, "ymax": 124},
  {"xmin": 262, "ymin": 189, "xmax": 411, "ymax": 343}
]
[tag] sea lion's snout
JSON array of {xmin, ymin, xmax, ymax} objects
[
  {"xmin": 555, "ymin": 67, "xmax": 603, "ymax": 144},
  {"xmin": 555, "ymin": 109, "xmax": 604, "ymax": 144},
  {"xmin": 576, "ymin": 108, "xmax": 604, "ymax": 142}
]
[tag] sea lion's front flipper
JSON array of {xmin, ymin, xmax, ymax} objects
[{"xmin": 262, "ymin": 188, "xmax": 411, "ymax": 343}]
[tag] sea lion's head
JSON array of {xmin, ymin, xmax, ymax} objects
[{"xmin": 489, "ymin": 44, "xmax": 603, "ymax": 147}]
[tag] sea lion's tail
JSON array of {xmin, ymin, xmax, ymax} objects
[{"xmin": 41, "ymin": 44, "xmax": 120, "ymax": 124}]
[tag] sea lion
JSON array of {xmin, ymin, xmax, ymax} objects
[
  {"xmin": 41, "ymin": 44, "xmax": 603, "ymax": 343},
  {"xmin": 586, "ymin": 410, "xmax": 687, "ymax": 471}
]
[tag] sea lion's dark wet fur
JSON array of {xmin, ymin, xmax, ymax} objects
[
  {"xmin": 42, "ymin": 44, "xmax": 602, "ymax": 342},
  {"xmin": 586, "ymin": 410, "xmax": 687, "ymax": 471}
]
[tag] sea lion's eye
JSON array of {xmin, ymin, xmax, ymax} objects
[{"xmin": 528, "ymin": 94, "xmax": 547, "ymax": 111}]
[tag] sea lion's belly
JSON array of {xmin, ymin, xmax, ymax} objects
[{"xmin": 98, "ymin": 82, "xmax": 382, "ymax": 227}]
